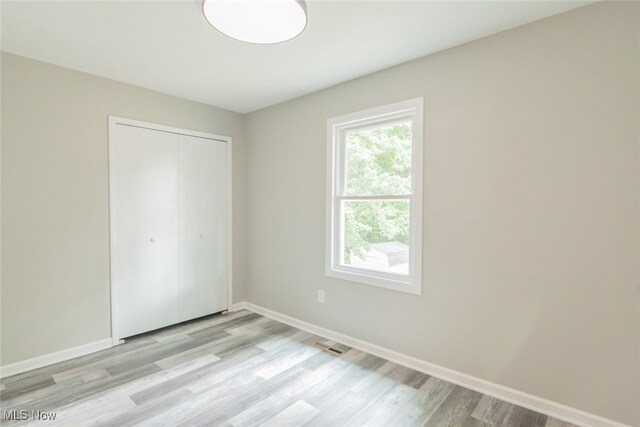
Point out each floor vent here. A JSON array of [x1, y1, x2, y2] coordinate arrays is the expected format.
[[314, 342, 344, 355]]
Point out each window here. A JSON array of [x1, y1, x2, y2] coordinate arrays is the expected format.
[[326, 98, 423, 295]]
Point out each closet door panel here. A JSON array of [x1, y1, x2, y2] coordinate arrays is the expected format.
[[179, 135, 228, 321], [111, 125, 180, 338]]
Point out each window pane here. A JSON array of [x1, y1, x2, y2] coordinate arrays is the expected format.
[[341, 200, 410, 275], [345, 121, 412, 196]]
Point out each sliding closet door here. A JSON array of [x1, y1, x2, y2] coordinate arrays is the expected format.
[[110, 124, 180, 338], [178, 135, 228, 321]]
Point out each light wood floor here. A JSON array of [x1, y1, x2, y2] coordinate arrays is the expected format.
[[1, 310, 577, 426]]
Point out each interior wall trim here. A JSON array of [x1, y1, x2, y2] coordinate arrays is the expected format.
[[230, 301, 629, 427], [0, 338, 113, 379]]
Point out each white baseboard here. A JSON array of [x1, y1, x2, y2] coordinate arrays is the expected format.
[[229, 302, 248, 312], [236, 301, 628, 427], [0, 338, 113, 379]]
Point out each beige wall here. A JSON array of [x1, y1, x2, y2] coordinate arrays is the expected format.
[[0, 52, 247, 365], [244, 3, 640, 425]]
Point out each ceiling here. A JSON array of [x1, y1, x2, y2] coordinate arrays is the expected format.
[[1, 0, 589, 113]]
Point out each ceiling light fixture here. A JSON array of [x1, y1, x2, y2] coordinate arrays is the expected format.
[[202, 0, 307, 44]]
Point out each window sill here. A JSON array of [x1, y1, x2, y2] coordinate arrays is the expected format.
[[326, 267, 422, 295]]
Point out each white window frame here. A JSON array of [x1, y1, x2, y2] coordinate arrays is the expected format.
[[326, 98, 423, 295]]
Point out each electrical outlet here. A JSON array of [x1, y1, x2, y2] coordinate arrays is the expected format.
[[318, 289, 325, 304]]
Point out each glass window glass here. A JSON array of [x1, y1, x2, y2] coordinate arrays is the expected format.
[[341, 199, 410, 275], [345, 121, 412, 196]]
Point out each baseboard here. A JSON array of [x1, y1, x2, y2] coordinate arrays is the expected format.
[[0, 338, 113, 379], [229, 302, 249, 312], [237, 301, 628, 427]]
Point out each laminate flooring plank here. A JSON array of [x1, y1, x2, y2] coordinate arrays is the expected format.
[[471, 394, 513, 425], [44, 354, 218, 426], [196, 325, 292, 359], [0, 375, 56, 400], [180, 365, 313, 427], [423, 385, 483, 427], [52, 369, 112, 391], [296, 347, 342, 371], [187, 313, 263, 341], [47, 395, 136, 426], [228, 394, 294, 427], [214, 331, 275, 357], [221, 388, 306, 427], [108, 353, 218, 400], [154, 341, 221, 370], [185, 332, 323, 395], [259, 400, 320, 427], [2, 368, 113, 410], [350, 361, 426, 395], [224, 316, 275, 335], [151, 310, 250, 342], [11, 354, 212, 414], [99, 388, 195, 426], [347, 358, 427, 391], [136, 372, 263, 427], [503, 404, 548, 427], [391, 377, 456, 426], [152, 312, 240, 342], [261, 321, 298, 335], [148, 310, 252, 344], [298, 349, 385, 408], [301, 353, 391, 426], [255, 330, 315, 352], [22, 363, 160, 411], [348, 382, 417, 427], [187, 324, 242, 344], [458, 417, 493, 427], [105, 331, 227, 376], [1, 379, 58, 410], [51, 336, 190, 384], [226, 347, 340, 427], [4, 351, 211, 413], [129, 345, 264, 405], [396, 368, 430, 390], [147, 360, 300, 427], [7, 362, 160, 413], [339, 362, 423, 427], [255, 345, 321, 380]]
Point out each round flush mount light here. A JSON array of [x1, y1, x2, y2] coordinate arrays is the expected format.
[[203, 0, 307, 44]]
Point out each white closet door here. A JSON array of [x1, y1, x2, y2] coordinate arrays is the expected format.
[[110, 124, 180, 338], [178, 134, 228, 321]]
